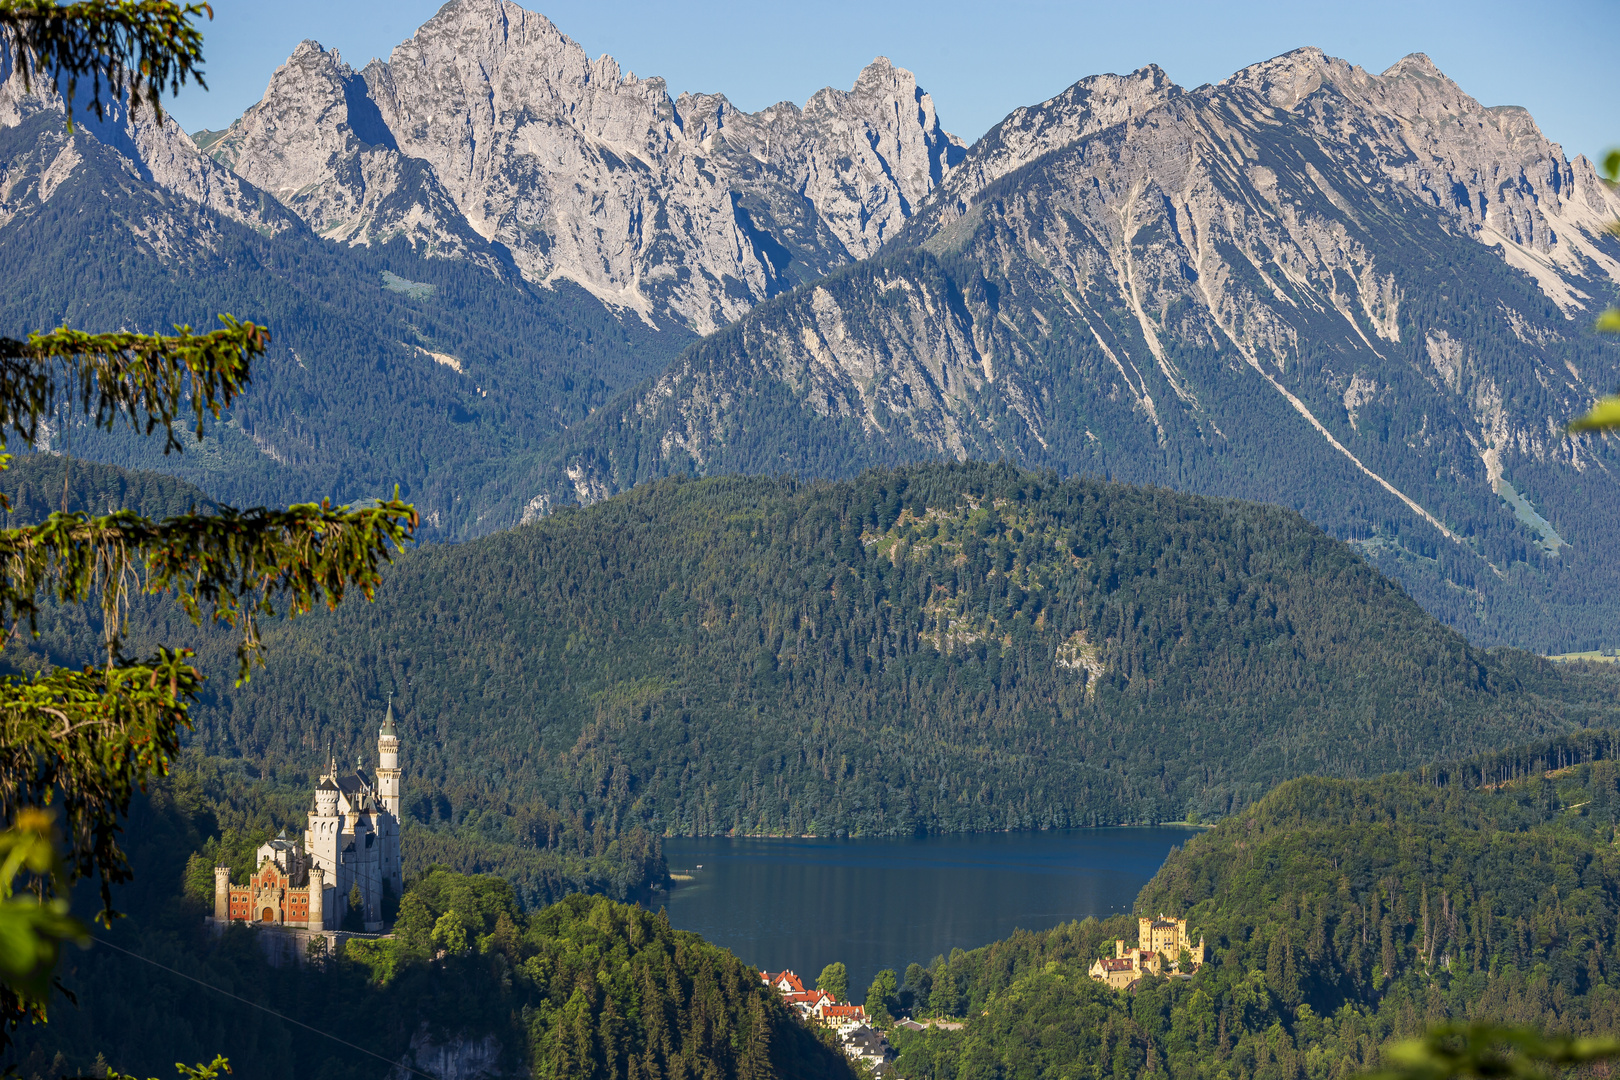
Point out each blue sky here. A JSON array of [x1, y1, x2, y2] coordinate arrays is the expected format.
[[172, 0, 1618, 163]]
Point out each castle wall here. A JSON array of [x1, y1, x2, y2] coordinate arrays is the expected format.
[[204, 921, 390, 968]]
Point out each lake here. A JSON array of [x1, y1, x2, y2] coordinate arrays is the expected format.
[[662, 827, 1198, 995]]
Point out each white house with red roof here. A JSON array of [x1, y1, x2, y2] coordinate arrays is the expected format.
[[761, 970, 807, 995]]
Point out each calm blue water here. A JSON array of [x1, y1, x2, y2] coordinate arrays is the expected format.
[[662, 827, 1197, 994]]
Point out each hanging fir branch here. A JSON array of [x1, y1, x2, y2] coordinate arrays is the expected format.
[[0, 1, 210, 125]]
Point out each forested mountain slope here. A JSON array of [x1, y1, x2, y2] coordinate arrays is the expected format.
[[0, 95, 692, 540], [165, 464, 1620, 840], [886, 729, 1620, 1080], [0, 456, 672, 905], [534, 49, 1620, 653], [3, 779, 850, 1080]]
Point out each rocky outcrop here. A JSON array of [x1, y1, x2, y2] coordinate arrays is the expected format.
[[1213, 48, 1620, 313], [391, 1030, 505, 1080], [921, 65, 1181, 223], [205, 0, 963, 331], [200, 41, 493, 266], [628, 253, 1036, 471], [0, 40, 294, 240]]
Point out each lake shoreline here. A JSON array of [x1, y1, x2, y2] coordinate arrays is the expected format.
[[662, 821, 1214, 841], [661, 827, 1192, 993]]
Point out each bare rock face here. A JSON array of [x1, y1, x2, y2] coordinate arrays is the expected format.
[[0, 43, 294, 240], [633, 256, 1029, 474], [534, 47, 1620, 652], [200, 40, 493, 266], [1215, 48, 1620, 312], [207, 0, 964, 332], [767, 56, 965, 258], [925, 65, 1181, 223]]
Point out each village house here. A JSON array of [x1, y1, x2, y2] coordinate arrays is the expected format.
[[1088, 914, 1207, 990], [760, 969, 889, 1072], [763, 970, 807, 995]]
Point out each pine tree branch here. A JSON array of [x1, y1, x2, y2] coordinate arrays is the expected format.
[[0, 497, 419, 681], [0, 650, 202, 922], [0, 316, 266, 452], [0, 0, 210, 125]]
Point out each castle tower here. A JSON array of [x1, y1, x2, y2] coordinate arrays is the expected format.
[[306, 767, 341, 884], [377, 700, 402, 820], [213, 865, 230, 922], [307, 864, 326, 931]]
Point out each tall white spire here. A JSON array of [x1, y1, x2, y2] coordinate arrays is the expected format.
[[376, 696, 401, 819]]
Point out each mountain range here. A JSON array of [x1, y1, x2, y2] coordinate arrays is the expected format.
[[2, 0, 1620, 651]]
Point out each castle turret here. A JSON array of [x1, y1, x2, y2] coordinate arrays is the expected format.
[[213, 865, 230, 922], [306, 771, 341, 884], [377, 700, 401, 820], [307, 864, 326, 930]]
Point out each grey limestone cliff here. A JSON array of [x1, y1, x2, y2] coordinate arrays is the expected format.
[[532, 46, 1620, 651], [0, 40, 295, 245], [204, 0, 964, 332]]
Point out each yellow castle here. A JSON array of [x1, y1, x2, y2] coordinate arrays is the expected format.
[[1088, 914, 1206, 989]]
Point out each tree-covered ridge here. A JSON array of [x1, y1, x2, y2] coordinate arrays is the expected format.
[[348, 880, 853, 1080], [886, 729, 1620, 1080], [0, 455, 215, 521], [0, 457, 667, 910], [190, 463, 1618, 847], [8, 776, 848, 1080]]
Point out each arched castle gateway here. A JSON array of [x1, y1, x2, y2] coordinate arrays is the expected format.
[[213, 703, 404, 933]]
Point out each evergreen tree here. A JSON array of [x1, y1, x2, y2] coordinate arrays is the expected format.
[[0, 0, 414, 1051], [863, 969, 898, 1028]]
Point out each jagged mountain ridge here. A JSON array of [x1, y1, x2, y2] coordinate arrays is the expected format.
[[0, 71, 692, 538], [528, 47, 1620, 652], [7, 11, 1620, 649], [202, 0, 965, 333]]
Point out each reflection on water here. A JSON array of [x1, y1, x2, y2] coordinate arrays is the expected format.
[[662, 828, 1196, 995]]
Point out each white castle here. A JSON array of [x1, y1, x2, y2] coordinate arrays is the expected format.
[[212, 703, 403, 933]]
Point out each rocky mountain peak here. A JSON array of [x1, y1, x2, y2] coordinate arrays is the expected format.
[[0, 44, 292, 241], [795, 55, 965, 251], [1206, 47, 1619, 308], [1216, 45, 1343, 109], [204, 0, 967, 331], [1381, 51, 1446, 80], [916, 64, 1181, 227]]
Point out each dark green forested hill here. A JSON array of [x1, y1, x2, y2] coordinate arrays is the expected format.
[[3, 779, 851, 1080], [163, 462, 1619, 844], [884, 729, 1620, 1080], [0, 457, 666, 908]]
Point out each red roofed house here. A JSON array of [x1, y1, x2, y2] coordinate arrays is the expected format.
[[781, 989, 834, 1017], [761, 970, 807, 994], [815, 1002, 868, 1026]]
